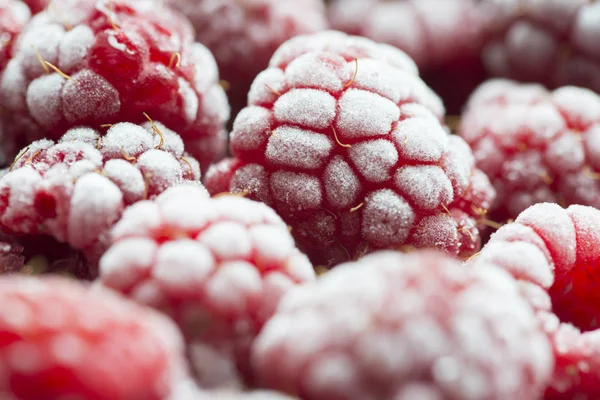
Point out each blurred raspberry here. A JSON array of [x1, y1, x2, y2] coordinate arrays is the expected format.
[[205, 31, 492, 267], [0, 0, 30, 70], [21, 0, 49, 14], [165, 0, 327, 119], [482, 0, 600, 94], [0, 0, 229, 169], [0, 275, 188, 400], [99, 184, 315, 388], [329, 0, 489, 113], [252, 250, 553, 400], [459, 79, 600, 222], [0, 122, 201, 279]]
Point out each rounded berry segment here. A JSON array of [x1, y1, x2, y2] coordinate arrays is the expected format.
[[0, 0, 30, 70], [0, 0, 229, 169], [0, 275, 188, 400], [206, 31, 492, 266], [482, 0, 600, 93], [252, 250, 553, 400], [99, 185, 315, 388], [459, 79, 600, 222], [164, 0, 327, 117], [0, 122, 202, 279]]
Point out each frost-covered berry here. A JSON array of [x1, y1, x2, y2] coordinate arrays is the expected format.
[[205, 31, 492, 266], [0, 122, 201, 279], [329, 0, 488, 112], [0, 0, 30, 70], [471, 203, 600, 397], [99, 185, 315, 388], [21, 0, 49, 14], [459, 79, 600, 222], [252, 250, 553, 400], [0, 0, 229, 169], [0, 275, 188, 400], [164, 0, 327, 117], [482, 0, 600, 93], [168, 380, 295, 400]]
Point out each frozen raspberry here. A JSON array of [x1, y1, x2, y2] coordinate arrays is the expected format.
[[0, 122, 202, 279], [0, 275, 188, 400], [482, 0, 600, 94], [205, 31, 491, 266], [98, 184, 315, 388], [459, 79, 600, 222], [0, 0, 30, 71], [252, 250, 553, 400], [21, 0, 48, 14], [0, 0, 229, 170], [328, 0, 488, 113], [164, 0, 327, 119]]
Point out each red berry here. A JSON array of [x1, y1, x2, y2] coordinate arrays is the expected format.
[[0, 0, 30, 70], [165, 0, 327, 117], [99, 185, 315, 388], [0, 122, 201, 279], [0, 0, 229, 169], [0, 275, 188, 400], [20, 0, 49, 14], [252, 250, 553, 400], [329, 0, 488, 112], [205, 31, 492, 266], [472, 203, 600, 397], [482, 0, 600, 93], [169, 380, 295, 400], [459, 79, 600, 222]]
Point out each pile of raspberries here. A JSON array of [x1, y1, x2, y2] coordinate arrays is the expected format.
[[0, 0, 599, 399]]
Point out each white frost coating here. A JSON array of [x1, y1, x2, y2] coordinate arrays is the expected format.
[[544, 133, 585, 173], [270, 171, 322, 212], [197, 222, 253, 260], [348, 139, 398, 183], [552, 86, 600, 127], [103, 159, 146, 204], [568, 204, 600, 264], [99, 237, 158, 290], [266, 126, 332, 170], [0, 60, 27, 111], [18, 23, 64, 76], [153, 240, 216, 288], [59, 127, 100, 145], [250, 225, 296, 266], [476, 241, 554, 289], [102, 122, 154, 158], [324, 156, 361, 209], [205, 261, 263, 314], [585, 125, 600, 170], [58, 25, 95, 72], [337, 89, 400, 139], [110, 201, 163, 240], [248, 68, 286, 106], [67, 173, 123, 249], [394, 117, 448, 162], [158, 196, 213, 233], [284, 52, 345, 93], [410, 214, 458, 251], [178, 77, 199, 123], [138, 150, 184, 193], [231, 106, 273, 152], [26, 73, 65, 130], [156, 183, 210, 205], [274, 88, 337, 129], [62, 69, 121, 124], [230, 164, 271, 204], [362, 189, 415, 246], [190, 42, 220, 93], [395, 165, 453, 210], [140, 121, 185, 157], [442, 135, 475, 193]]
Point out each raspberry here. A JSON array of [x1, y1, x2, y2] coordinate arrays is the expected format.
[[459, 79, 600, 222], [0, 122, 202, 279], [164, 0, 327, 118], [471, 203, 600, 396], [0, 0, 229, 169], [98, 184, 315, 388], [0, 0, 30, 71], [0, 275, 188, 400], [482, 0, 600, 94], [328, 0, 488, 113], [169, 381, 294, 400], [205, 31, 491, 266], [252, 250, 553, 400]]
